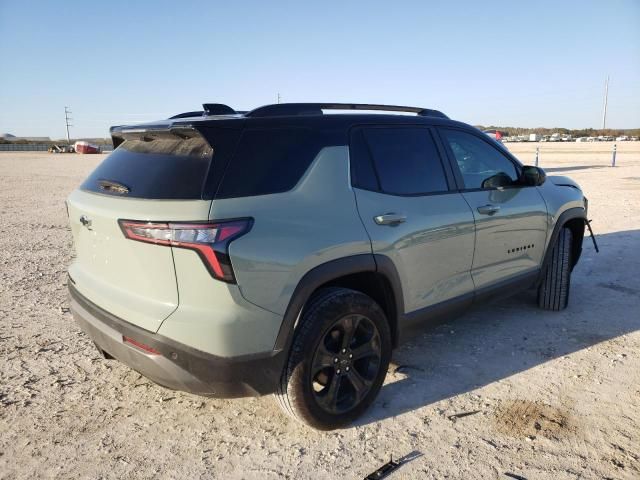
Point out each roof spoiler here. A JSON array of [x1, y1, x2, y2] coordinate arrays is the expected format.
[[245, 103, 449, 119], [109, 124, 202, 149]]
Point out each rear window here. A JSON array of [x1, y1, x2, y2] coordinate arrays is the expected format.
[[215, 128, 321, 198], [80, 133, 214, 200]]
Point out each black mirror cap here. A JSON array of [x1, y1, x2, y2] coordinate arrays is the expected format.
[[522, 165, 546, 186]]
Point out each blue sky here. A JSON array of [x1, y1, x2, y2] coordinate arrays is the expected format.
[[1, 0, 638, 138]]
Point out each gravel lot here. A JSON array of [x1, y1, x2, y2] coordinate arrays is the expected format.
[[1, 142, 639, 479]]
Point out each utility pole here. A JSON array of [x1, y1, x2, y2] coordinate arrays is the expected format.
[[277, 93, 281, 104], [64, 106, 73, 144], [601, 76, 609, 130]]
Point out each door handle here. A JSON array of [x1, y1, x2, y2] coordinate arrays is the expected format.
[[477, 204, 500, 215], [374, 213, 406, 225]]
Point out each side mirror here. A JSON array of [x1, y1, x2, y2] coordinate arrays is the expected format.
[[522, 165, 546, 186], [481, 172, 514, 189]]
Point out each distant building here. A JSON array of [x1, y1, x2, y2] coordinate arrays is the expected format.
[[18, 137, 52, 142], [1, 133, 51, 142]]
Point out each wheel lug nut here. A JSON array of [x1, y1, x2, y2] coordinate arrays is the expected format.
[[346, 366, 350, 372], [334, 358, 338, 363], [342, 349, 346, 354], [336, 369, 341, 374], [349, 354, 353, 359]]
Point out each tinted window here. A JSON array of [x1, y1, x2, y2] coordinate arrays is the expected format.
[[441, 129, 519, 189], [81, 132, 214, 199], [216, 128, 321, 198], [349, 129, 379, 191], [362, 127, 448, 195]]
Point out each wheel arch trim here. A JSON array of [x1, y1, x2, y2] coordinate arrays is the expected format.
[[273, 254, 405, 351], [540, 206, 586, 279]]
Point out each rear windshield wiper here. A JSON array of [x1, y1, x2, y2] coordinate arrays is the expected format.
[[97, 179, 130, 195]]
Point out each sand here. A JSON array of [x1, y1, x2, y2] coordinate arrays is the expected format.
[[0, 142, 638, 479]]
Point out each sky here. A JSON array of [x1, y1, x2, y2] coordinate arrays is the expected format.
[[0, 0, 639, 139]]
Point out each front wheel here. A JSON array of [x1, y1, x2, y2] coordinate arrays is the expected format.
[[275, 288, 391, 430], [538, 227, 573, 310]]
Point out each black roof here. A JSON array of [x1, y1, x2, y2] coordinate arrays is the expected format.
[[168, 102, 449, 119], [111, 102, 472, 140]]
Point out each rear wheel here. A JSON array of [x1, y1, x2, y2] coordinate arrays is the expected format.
[[538, 228, 573, 310], [275, 288, 391, 430]]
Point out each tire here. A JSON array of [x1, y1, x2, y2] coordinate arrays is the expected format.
[[538, 227, 573, 311], [275, 288, 392, 430]]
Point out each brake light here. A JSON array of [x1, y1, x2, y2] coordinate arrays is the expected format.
[[118, 219, 252, 282]]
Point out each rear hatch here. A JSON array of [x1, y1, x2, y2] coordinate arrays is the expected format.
[[67, 126, 230, 332]]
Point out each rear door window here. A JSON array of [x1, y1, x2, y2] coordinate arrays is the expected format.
[[352, 127, 449, 195], [81, 131, 214, 199]]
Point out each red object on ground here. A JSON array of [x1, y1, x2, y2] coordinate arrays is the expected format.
[[74, 141, 99, 154]]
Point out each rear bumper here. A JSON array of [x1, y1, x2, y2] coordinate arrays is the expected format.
[[69, 283, 286, 398]]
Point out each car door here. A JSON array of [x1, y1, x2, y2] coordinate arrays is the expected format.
[[350, 125, 476, 315], [437, 128, 548, 290]]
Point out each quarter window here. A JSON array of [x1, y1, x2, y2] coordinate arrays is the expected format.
[[216, 128, 321, 198], [440, 129, 519, 189]]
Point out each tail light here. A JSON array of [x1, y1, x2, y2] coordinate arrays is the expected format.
[[118, 219, 252, 283]]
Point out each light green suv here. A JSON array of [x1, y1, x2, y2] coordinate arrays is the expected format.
[[67, 103, 588, 430]]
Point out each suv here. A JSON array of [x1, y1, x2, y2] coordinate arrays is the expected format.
[[67, 103, 587, 430]]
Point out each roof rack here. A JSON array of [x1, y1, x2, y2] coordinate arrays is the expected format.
[[245, 103, 449, 119], [169, 103, 237, 119]]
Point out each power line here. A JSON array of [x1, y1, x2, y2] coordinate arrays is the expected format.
[[601, 76, 609, 130], [64, 106, 73, 144]]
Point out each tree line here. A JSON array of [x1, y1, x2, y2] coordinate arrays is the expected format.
[[476, 126, 640, 137]]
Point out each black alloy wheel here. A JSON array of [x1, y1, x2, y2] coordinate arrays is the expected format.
[[275, 288, 392, 430], [310, 314, 382, 414]]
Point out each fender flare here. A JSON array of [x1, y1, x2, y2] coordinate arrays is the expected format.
[[539, 206, 586, 278], [273, 255, 376, 351], [272, 254, 406, 351]]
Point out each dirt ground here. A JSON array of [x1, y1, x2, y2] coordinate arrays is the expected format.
[[1, 142, 639, 479]]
